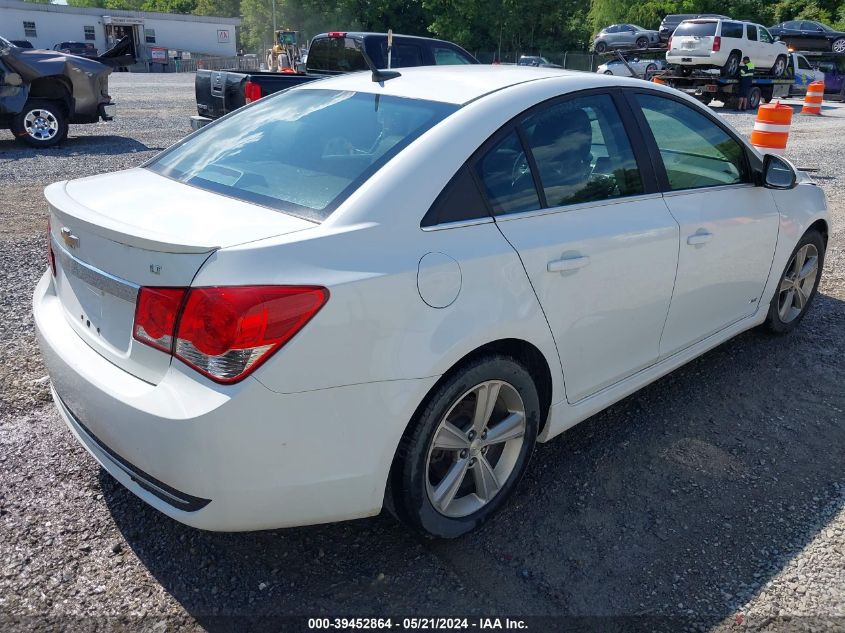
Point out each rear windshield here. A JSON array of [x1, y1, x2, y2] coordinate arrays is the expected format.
[[675, 21, 718, 37], [307, 37, 368, 73], [147, 89, 458, 222]]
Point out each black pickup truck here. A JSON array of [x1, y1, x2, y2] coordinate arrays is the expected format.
[[191, 31, 478, 129]]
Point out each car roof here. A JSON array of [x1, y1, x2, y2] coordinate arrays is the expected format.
[[313, 32, 463, 46], [296, 65, 629, 106]]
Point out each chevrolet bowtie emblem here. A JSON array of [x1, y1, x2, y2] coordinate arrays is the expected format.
[[61, 227, 79, 249]]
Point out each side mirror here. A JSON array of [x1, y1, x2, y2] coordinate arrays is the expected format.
[[762, 153, 797, 189]]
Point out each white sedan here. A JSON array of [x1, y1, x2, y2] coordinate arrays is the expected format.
[[34, 66, 829, 538]]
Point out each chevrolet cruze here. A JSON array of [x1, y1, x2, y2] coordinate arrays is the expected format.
[[34, 66, 829, 538]]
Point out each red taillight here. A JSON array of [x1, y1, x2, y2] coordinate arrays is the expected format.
[[47, 220, 56, 276], [132, 285, 328, 384], [712, 36, 721, 52], [327, 31, 347, 38], [133, 288, 187, 353], [668, 36, 673, 49], [244, 80, 262, 104]]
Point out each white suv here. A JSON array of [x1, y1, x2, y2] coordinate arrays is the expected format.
[[666, 19, 789, 77]]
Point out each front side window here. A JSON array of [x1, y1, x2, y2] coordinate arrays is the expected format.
[[759, 27, 773, 44], [476, 130, 541, 216], [521, 94, 642, 209], [797, 56, 812, 70], [433, 46, 473, 65], [747, 24, 758, 41], [636, 94, 748, 191], [147, 89, 457, 221], [23, 21, 36, 37]]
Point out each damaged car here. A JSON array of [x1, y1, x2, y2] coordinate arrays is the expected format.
[[0, 36, 133, 148]]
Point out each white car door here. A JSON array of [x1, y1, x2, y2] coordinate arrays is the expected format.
[[745, 23, 764, 67], [758, 26, 780, 69], [630, 92, 780, 357], [483, 92, 679, 403]]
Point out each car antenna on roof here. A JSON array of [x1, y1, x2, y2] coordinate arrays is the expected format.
[[354, 32, 401, 83]]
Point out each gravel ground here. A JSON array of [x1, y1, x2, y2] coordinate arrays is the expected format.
[[1, 74, 844, 632]]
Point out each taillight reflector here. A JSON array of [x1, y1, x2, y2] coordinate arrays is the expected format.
[[132, 285, 328, 384], [244, 80, 262, 104], [133, 288, 187, 353], [712, 36, 721, 52]]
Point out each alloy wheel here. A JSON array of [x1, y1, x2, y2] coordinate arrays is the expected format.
[[778, 243, 819, 323], [23, 109, 59, 141], [833, 38, 845, 54], [425, 380, 526, 518]]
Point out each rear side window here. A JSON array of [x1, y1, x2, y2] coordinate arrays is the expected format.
[[747, 24, 758, 41], [307, 37, 368, 73], [635, 94, 748, 191], [148, 89, 457, 221], [422, 167, 489, 226], [675, 21, 718, 37], [371, 41, 424, 67], [721, 22, 743, 39], [476, 130, 541, 216], [520, 94, 643, 209]]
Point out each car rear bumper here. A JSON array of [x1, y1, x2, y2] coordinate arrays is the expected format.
[[666, 52, 720, 65], [33, 270, 437, 531], [190, 115, 212, 131]]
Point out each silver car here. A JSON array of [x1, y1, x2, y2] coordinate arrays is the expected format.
[[593, 24, 661, 52], [596, 57, 666, 78]]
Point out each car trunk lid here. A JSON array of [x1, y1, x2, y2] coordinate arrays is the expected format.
[[46, 168, 316, 384]]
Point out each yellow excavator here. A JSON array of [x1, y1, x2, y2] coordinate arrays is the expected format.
[[266, 30, 303, 73]]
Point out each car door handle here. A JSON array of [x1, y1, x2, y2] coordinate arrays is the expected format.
[[686, 231, 713, 246], [547, 255, 590, 273]]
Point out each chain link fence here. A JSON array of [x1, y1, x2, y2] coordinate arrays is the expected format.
[[122, 56, 263, 73], [474, 51, 599, 72]]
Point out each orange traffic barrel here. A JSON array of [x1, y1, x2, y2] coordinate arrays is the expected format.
[[801, 80, 824, 115], [651, 75, 666, 85], [750, 100, 793, 155]]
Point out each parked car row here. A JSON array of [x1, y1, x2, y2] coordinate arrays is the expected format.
[[597, 14, 845, 55]]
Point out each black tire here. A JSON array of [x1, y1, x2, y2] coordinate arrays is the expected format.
[[636, 37, 649, 50], [645, 63, 657, 79], [10, 99, 68, 148], [764, 230, 825, 334], [771, 55, 787, 78], [595, 41, 608, 53], [748, 86, 762, 109], [721, 51, 741, 77], [388, 355, 540, 538]]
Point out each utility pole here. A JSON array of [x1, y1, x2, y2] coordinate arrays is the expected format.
[[271, 0, 277, 36]]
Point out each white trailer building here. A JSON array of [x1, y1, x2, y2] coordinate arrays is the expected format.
[[0, 0, 240, 61]]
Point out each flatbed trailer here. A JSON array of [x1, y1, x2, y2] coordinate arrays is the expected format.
[[656, 71, 793, 108]]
